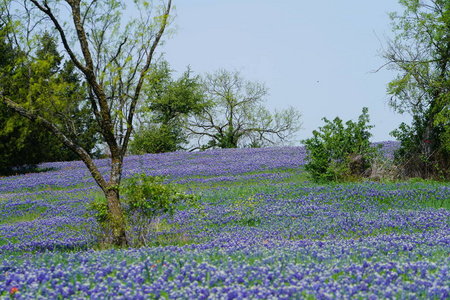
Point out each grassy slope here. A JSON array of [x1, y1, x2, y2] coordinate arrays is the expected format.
[[1, 148, 450, 299]]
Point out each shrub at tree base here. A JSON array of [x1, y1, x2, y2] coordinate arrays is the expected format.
[[88, 173, 200, 247], [303, 107, 381, 182]]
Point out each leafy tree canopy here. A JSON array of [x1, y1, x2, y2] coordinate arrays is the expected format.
[[130, 61, 207, 154], [381, 0, 450, 179]]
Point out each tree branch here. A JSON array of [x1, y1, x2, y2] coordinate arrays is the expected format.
[[122, 0, 173, 155], [28, 0, 87, 74], [28, 0, 118, 157], [2, 96, 109, 191]]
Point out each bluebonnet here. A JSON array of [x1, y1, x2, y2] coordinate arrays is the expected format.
[[2, 143, 450, 299]]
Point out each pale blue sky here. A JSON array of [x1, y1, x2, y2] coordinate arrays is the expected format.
[[159, 0, 411, 143]]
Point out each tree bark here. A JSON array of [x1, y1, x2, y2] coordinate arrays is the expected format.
[[105, 187, 128, 247]]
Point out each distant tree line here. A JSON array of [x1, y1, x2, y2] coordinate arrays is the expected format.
[[3, 0, 450, 185], [130, 66, 302, 154], [0, 27, 302, 175]]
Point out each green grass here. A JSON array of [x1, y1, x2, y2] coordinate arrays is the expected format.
[[0, 212, 44, 225], [175, 167, 310, 192]]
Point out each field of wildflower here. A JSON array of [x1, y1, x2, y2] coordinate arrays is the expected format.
[[1, 141, 450, 299]]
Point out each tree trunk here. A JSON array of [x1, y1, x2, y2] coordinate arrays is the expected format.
[[106, 154, 128, 247], [105, 187, 128, 247]]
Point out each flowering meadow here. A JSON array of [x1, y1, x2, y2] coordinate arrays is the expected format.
[[1, 141, 450, 299]]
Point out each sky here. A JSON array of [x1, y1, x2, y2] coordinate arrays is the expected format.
[[158, 0, 412, 143]]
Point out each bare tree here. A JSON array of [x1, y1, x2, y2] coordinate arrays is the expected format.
[[187, 69, 302, 150], [0, 0, 173, 247]]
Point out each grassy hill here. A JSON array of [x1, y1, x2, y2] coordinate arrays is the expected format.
[[1, 144, 450, 299]]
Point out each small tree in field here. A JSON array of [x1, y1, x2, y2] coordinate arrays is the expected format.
[[0, 0, 173, 247], [130, 61, 207, 154], [303, 107, 379, 182]]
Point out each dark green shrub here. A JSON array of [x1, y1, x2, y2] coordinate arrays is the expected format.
[[302, 107, 380, 182]]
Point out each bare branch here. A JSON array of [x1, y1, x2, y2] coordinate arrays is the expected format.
[[122, 0, 173, 154], [28, 0, 87, 73]]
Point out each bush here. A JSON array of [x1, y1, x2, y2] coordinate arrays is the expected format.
[[129, 124, 184, 154], [88, 173, 200, 247], [302, 107, 380, 182], [390, 114, 450, 180]]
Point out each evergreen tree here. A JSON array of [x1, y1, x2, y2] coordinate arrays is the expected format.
[[0, 31, 101, 174]]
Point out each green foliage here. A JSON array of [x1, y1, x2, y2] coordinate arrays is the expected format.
[[121, 173, 198, 217], [145, 62, 207, 124], [133, 61, 207, 154], [0, 31, 102, 174], [129, 123, 181, 154], [303, 107, 379, 182], [87, 194, 111, 225], [201, 128, 240, 150], [391, 113, 449, 179]]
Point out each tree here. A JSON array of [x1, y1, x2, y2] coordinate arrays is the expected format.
[[187, 69, 302, 150], [380, 0, 450, 179], [0, 29, 101, 174], [130, 61, 206, 154], [0, 0, 173, 247]]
